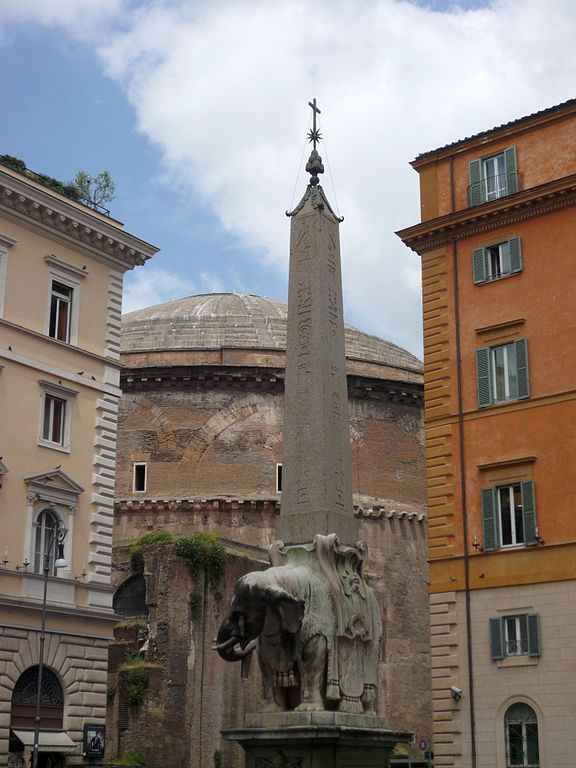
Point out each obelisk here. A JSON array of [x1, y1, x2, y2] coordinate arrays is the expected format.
[[278, 98, 358, 547]]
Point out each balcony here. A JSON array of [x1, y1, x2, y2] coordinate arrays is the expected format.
[[468, 171, 521, 207]]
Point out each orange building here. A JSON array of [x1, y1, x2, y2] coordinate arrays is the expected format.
[[398, 100, 576, 768]]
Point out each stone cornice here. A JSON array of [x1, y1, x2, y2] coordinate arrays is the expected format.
[[121, 365, 423, 405], [0, 169, 158, 270], [397, 174, 576, 253], [114, 496, 427, 523]]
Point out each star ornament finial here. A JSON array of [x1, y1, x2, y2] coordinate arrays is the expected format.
[[307, 127, 323, 148]]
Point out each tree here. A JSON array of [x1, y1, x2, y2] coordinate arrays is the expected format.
[[74, 170, 115, 210]]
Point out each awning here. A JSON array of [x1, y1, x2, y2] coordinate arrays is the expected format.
[[12, 730, 77, 753]]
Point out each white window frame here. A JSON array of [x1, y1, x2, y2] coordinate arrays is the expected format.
[[490, 343, 517, 403], [496, 483, 524, 547], [482, 152, 507, 201], [33, 506, 62, 576], [505, 703, 540, 768], [38, 381, 77, 453], [132, 463, 147, 493], [44, 257, 84, 346], [504, 615, 529, 656], [0, 234, 17, 319], [486, 241, 511, 280], [49, 280, 74, 342]]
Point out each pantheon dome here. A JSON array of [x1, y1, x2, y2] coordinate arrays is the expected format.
[[120, 292, 422, 384]]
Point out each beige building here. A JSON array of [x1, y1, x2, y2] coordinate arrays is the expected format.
[[0, 160, 157, 766]]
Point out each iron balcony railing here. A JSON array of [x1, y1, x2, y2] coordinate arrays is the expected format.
[[468, 172, 521, 207]]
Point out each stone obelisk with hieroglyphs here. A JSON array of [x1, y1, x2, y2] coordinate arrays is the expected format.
[[278, 99, 358, 547]]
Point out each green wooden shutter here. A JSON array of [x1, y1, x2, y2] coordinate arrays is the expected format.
[[476, 347, 492, 407], [515, 338, 530, 399], [509, 236, 522, 273], [473, 247, 486, 283], [527, 614, 540, 656], [482, 487, 499, 551], [469, 159, 484, 206], [490, 617, 504, 659], [504, 146, 518, 194], [521, 480, 537, 545]]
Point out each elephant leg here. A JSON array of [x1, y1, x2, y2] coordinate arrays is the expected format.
[[295, 635, 326, 712], [259, 656, 287, 712]]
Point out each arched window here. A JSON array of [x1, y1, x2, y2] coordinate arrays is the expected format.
[[505, 703, 540, 768], [11, 666, 64, 731], [34, 508, 59, 575]]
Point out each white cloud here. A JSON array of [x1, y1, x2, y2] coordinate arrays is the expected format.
[[122, 265, 197, 314], [4, 0, 576, 354]]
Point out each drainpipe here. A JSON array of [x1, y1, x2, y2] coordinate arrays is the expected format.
[[450, 155, 477, 768]]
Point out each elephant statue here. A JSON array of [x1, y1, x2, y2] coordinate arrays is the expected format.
[[213, 534, 382, 714]]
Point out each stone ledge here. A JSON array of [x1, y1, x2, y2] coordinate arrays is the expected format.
[[245, 711, 389, 730]]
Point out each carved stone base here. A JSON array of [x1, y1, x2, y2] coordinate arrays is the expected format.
[[223, 711, 412, 767]]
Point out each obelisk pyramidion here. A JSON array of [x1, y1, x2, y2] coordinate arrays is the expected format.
[[278, 99, 358, 547]]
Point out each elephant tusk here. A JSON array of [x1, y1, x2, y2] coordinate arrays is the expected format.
[[212, 634, 240, 652], [237, 638, 258, 657]]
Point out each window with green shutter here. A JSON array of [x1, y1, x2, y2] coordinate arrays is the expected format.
[[481, 480, 537, 550], [476, 338, 530, 407], [490, 614, 541, 660], [468, 146, 519, 206], [472, 237, 522, 284]]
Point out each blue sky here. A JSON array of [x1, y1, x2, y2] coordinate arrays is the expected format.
[[1, 0, 575, 356]]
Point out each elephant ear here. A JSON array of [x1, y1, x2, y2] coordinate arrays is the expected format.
[[263, 585, 305, 634]]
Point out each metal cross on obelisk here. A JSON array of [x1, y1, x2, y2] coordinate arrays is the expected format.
[[278, 99, 358, 547], [307, 98, 322, 150]]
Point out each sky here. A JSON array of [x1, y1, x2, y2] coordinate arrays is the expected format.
[[1, 0, 575, 357]]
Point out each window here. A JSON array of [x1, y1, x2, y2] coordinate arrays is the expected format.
[[473, 237, 522, 284], [133, 463, 147, 492], [49, 280, 73, 341], [505, 703, 540, 767], [476, 338, 529, 407], [38, 381, 76, 451], [0, 234, 16, 318], [42, 394, 66, 445], [482, 480, 537, 551], [469, 146, 519, 206], [276, 463, 283, 493], [490, 615, 540, 659], [34, 508, 59, 575]]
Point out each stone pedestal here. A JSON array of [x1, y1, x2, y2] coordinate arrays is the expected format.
[[223, 712, 412, 768]]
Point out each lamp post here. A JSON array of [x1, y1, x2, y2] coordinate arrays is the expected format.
[[32, 524, 68, 768]]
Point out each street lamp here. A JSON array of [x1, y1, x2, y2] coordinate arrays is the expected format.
[[32, 523, 68, 768]]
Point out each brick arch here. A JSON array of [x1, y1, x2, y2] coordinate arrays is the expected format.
[[129, 394, 174, 445], [181, 395, 281, 464]]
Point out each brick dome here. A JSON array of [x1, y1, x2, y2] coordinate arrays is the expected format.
[[121, 293, 421, 381]]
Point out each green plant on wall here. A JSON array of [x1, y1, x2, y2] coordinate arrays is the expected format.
[[119, 654, 151, 706], [175, 533, 227, 592], [189, 588, 203, 617], [213, 749, 223, 768], [107, 683, 117, 699], [129, 532, 173, 573]]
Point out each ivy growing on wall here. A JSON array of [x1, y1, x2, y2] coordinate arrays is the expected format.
[[175, 533, 227, 593], [129, 532, 227, 593], [129, 532, 174, 573], [118, 654, 151, 707]]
